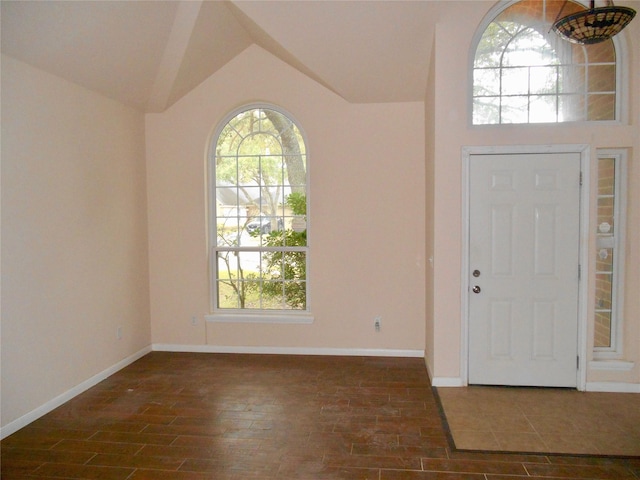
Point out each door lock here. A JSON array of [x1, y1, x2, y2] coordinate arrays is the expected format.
[[473, 269, 481, 277]]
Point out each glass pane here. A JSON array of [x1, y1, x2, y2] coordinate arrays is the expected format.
[[284, 280, 306, 309], [501, 95, 529, 123], [502, 67, 529, 95], [473, 96, 500, 125], [270, 229, 290, 249], [217, 250, 238, 279], [238, 251, 262, 275], [586, 40, 615, 63], [529, 66, 557, 95], [597, 196, 614, 234], [594, 311, 612, 348], [587, 93, 615, 121], [588, 64, 616, 92], [237, 156, 259, 185], [217, 280, 240, 309], [288, 224, 307, 249], [261, 249, 282, 276], [216, 198, 242, 247], [290, 228, 307, 249], [219, 202, 235, 221], [598, 158, 616, 196], [474, 68, 501, 96], [558, 94, 585, 122], [595, 272, 613, 311], [284, 252, 306, 281], [529, 95, 557, 123], [558, 65, 585, 94], [568, 43, 586, 64], [261, 281, 285, 309], [260, 156, 285, 188], [242, 280, 264, 309], [217, 219, 241, 247], [596, 248, 614, 273], [216, 156, 238, 185], [240, 186, 261, 208], [216, 185, 236, 210]]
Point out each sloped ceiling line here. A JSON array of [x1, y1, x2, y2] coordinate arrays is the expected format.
[[1, 0, 444, 111], [147, 1, 203, 113]]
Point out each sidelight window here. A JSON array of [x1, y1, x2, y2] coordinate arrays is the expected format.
[[594, 150, 626, 358]]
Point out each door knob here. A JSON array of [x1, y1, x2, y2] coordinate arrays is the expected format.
[[472, 285, 481, 294]]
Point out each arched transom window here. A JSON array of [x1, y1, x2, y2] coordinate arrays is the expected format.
[[473, 0, 618, 124], [210, 106, 309, 315]]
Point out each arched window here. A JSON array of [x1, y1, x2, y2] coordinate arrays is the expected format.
[[209, 106, 309, 318], [472, 0, 619, 124]]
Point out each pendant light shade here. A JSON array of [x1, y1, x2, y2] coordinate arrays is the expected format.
[[552, 1, 636, 44]]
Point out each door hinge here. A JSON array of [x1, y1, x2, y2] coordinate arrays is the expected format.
[[578, 264, 581, 280], [577, 356, 580, 369], [579, 171, 583, 186]]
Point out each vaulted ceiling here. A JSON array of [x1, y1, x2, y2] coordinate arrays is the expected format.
[[1, 0, 447, 113]]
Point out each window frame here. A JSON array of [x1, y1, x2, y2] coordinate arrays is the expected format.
[[593, 149, 627, 360], [469, 0, 628, 126], [205, 104, 313, 325]]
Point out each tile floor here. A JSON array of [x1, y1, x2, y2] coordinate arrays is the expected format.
[[436, 385, 640, 456], [0, 352, 638, 479]]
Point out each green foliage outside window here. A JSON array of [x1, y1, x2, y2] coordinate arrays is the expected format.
[[255, 193, 307, 309]]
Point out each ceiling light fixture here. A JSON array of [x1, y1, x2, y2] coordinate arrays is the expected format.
[[552, 0, 636, 44]]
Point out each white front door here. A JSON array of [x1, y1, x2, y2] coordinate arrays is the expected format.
[[468, 152, 581, 387]]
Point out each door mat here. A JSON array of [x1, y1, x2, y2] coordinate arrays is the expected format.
[[433, 385, 640, 457]]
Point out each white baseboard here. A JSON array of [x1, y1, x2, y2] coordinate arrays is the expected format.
[[588, 360, 635, 371], [585, 382, 640, 393], [430, 377, 466, 387], [0, 345, 152, 440], [430, 378, 639, 391], [152, 344, 424, 358]]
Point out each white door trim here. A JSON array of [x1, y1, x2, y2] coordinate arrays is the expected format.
[[461, 144, 590, 391]]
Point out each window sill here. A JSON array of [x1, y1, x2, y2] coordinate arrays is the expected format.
[[589, 360, 635, 371], [205, 313, 314, 325]]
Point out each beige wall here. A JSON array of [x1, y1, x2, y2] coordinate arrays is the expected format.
[[427, 2, 640, 386], [1, 55, 151, 428], [146, 45, 426, 352]]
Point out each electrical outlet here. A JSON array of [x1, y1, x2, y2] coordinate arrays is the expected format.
[[191, 316, 198, 326], [374, 316, 381, 332]]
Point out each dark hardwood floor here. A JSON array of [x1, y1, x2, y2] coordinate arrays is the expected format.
[[1, 352, 639, 479]]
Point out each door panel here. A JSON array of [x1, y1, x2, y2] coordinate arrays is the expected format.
[[468, 153, 581, 387]]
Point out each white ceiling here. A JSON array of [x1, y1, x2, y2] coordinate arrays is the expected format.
[[1, 0, 446, 112]]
